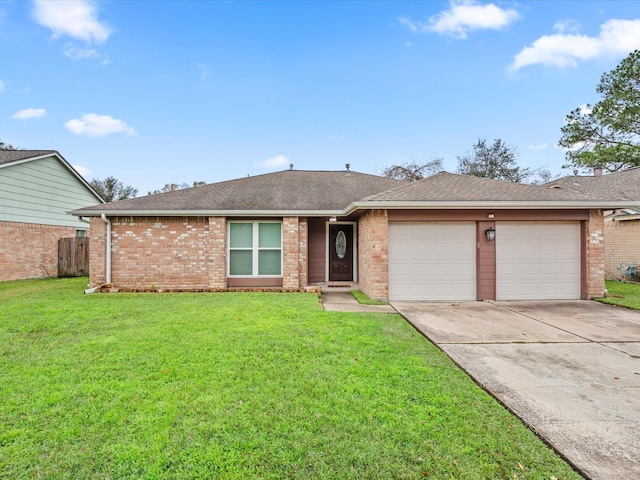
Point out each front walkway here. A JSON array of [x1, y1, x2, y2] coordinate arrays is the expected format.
[[320, 291, 396, 313]]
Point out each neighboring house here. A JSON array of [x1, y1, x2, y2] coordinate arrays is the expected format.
[[71, 168, 636, 301], [0, 150, 104, 281], [547, 167, 640, 280]]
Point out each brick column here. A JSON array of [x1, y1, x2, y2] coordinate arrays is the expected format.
[[358, 210, 389, 301], [89, 216, 107, 286], [208, 217, 227, 290], [585, 209, 605, 298], [282, 217, 300, 290]]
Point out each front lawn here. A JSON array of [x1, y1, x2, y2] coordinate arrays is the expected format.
[[600, 280, 640, 310], [0, 278, 580, 479]]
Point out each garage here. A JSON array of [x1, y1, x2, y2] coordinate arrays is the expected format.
[[389, 222, 476, 301], [496, 222, 581, 300]]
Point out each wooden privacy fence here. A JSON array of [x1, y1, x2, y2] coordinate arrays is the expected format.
[[58, 237, 90, 277]]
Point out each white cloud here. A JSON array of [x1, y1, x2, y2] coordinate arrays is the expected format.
[[529, 143, 548, 151], [64, 44, 99, 59], [12, 108, 46, 120], [510, 18, 640, 71], [72, 164, 91, 178], [553, 19, 580, 34], [0, 79, 5, 93], [64, 113, 137, 137], [32, 0, 112, 44], [259, 154, 290, 169], [399, 0, 520, 40]]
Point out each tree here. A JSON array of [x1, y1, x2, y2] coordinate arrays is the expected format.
[[382, 158, 443, 181], [0, 140, 19, 150], [559, 49, 640, 173], [148, 181, 206, 195], [456, 138, 532, 182], [90, 176, 138, 202]]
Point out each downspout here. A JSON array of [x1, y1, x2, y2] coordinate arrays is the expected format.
[[84, 214, 111, 294], [101, 213, 112, 284]]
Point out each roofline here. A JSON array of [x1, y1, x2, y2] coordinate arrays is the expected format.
[[345, 200, 640, 213], [1, 151, 105, 204], [70, 199, 640, 218], [69, 209, 345, 217]]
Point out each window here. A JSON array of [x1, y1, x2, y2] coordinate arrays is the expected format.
[[229, 221, 282, 276], [76, 229, 87, 238]]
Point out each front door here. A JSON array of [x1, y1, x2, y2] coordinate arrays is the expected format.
[[329, 224, 353, 281]]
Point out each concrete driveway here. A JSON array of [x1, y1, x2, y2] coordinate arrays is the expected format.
[[391, 300, 640, 480]]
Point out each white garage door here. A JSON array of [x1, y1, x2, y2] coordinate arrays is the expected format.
[[389, 223, 476, 301], [496, 222, 581, 300]]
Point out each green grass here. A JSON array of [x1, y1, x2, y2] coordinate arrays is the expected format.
[[599, 280, 640, 310], [350, 289, 388, 305], [0, 278, 581, 479]]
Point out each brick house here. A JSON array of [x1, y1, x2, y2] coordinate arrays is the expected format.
[[547, 167, 640, 280], [71, 168, 636, 301], [0, 150, 104, 281]]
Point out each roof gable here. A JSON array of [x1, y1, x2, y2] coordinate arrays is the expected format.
[[0, 150, 104, 203]]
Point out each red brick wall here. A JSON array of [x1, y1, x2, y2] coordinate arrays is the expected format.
[[585, 209, 606, 298], [89, 215, 309, 292], [209, 216, 227, 290], [282, 217, 300, 290], [604, 219, 640, 280], [358, 210, 389, 301], [108, 216, 211, 290], [89, 217, 106, 286], [281, 217, 308, 290], [0, 221, 77, 281]]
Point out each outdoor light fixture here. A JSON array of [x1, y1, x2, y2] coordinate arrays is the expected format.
[[329, 216, 337, 223], [485, 227, 496, 241]]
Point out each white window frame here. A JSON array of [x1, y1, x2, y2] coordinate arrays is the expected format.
[[227, 220, 283, 277]]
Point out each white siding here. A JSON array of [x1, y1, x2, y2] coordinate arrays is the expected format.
[[0, 156, 100, 228]]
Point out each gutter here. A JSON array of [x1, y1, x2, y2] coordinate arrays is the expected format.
[[343, 200, 640, 216], [70, 209, 345, 217]]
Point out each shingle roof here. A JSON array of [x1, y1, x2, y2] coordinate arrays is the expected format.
[[73, 170, 404, 214], [360, 172, 625, 203], [71, 169, 638, 217], [0, 150, 57, 166], [545, 167, 640, 201]]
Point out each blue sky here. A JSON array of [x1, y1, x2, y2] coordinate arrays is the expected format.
[[2, 1, 640, 195]]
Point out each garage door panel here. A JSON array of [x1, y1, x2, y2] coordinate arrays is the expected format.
[[389, 222, 476, 301], [496, 222, 580, 300]]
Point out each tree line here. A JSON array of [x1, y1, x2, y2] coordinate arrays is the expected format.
[[4, 49, 639, 198]]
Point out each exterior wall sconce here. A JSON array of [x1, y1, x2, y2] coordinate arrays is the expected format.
[[485, 227, 496, 241], [329, 216, 337, 223]]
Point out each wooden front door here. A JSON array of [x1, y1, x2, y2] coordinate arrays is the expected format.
[[329, 224, 353, 281]]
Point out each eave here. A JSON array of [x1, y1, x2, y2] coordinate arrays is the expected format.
[[71, 201, 640, 219], [69, 209, 345, 218], [345, 200, 640, 214]]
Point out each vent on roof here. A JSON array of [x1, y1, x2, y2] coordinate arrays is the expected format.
[[345, 163, 350, 173], [290, 163, 293, 170]]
